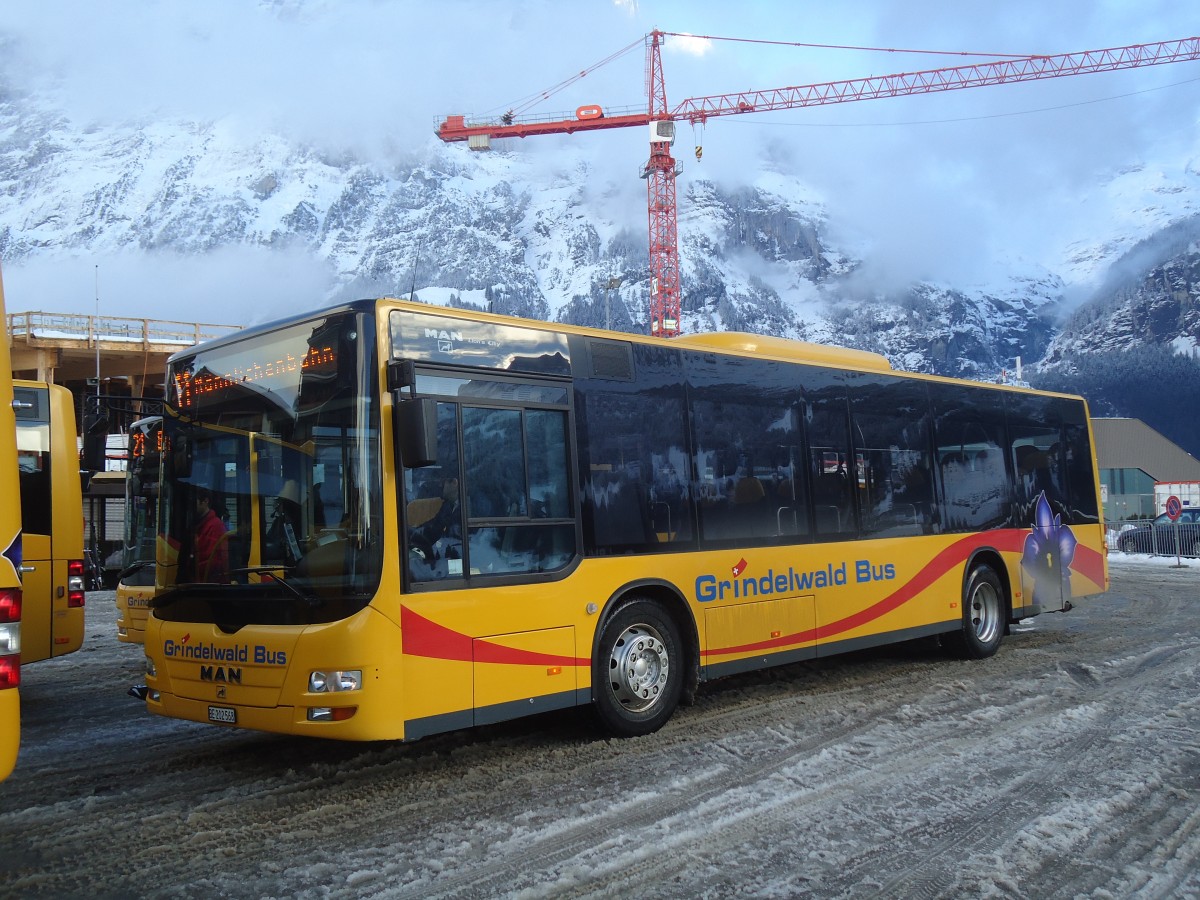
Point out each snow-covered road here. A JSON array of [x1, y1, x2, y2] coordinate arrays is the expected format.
[[1, 556, 1197, 898]]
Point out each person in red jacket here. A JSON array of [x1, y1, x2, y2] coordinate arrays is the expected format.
[[193, 488, 229, 583]]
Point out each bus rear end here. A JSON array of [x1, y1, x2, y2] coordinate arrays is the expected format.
[[0, 585, 17, 780], [0, 263, 22, 779], [13, 381, 85, 662]]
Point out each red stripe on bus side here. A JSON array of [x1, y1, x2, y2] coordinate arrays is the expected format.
[[705, 529, 1029, 659], [400, 606, 589, 668], [402, 527, 1105, 666], [1070, 544, 1106, 587]]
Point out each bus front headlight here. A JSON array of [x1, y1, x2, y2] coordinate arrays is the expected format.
[[308, 669, 362, 693]]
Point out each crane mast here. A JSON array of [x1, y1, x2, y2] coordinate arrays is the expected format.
[[438, 32, 1200, 338], [644, 31, 680, 337]]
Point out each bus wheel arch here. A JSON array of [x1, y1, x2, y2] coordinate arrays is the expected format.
[[591, 583, 696, 736], [945, 553, 1009, 660], [968, 548, 1014, 628]]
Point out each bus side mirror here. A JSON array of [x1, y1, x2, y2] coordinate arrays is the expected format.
[[82, 412, 109, 472], [394, 396, 437, 468], [169, 433, 193, 480]]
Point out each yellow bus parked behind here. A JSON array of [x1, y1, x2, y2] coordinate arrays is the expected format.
[[115, 415, 162, 643], [0, 265, 23, 779], [143, 299, 1107, 742], [14, 380, 85, 663]]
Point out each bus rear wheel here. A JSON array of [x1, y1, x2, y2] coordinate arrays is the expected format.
[[945, 564, 1006, 660], [593, 597, 683, 737]]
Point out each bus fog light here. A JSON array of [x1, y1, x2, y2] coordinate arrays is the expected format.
[[309, 669, 362, 693], [307, 706, 357, 722], [148, 689, 160, 702]]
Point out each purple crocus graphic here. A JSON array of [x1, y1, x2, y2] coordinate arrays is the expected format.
[[1022, 491, 1077, 606], [1, 531, 20, 582]]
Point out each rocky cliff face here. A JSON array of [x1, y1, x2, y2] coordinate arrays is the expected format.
[[1039, 217, 1200, 369]]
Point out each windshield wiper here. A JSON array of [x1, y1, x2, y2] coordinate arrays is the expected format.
[[152, 569, 319, 609], [118, 560, 155, 581], [227, 567, 319, 607]]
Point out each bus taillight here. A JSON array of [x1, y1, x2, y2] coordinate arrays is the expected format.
[[67, 560, 86, 608], [0, 652, 17, 690], [0, 590, 19, 690], [0, 589, 19, 623]]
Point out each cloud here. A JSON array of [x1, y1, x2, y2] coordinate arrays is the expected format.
[[665, 33, 714, 58]]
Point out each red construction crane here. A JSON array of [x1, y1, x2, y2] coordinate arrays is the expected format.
[[438, 31, 1200, 337]]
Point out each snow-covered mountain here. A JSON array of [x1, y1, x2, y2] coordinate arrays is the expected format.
[[1041, 215, 1200, 367], [3, 83, 1200, 384]]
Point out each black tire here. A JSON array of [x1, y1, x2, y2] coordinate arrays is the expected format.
[[1119, 536, 1136, 554], [593, 597, 684, 737], [944, 564, 1006, 660]]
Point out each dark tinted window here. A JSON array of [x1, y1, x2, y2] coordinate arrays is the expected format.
[[849, 374, 936, 537], [686, 353, 807, 546], [1006, 393, 1066, 526], [575, 343, 693, 554], [804, 370, 855, 538], [1060, 401, 1100, 525], [14, 385, 52, 536], [929, 382, 1010, 532]]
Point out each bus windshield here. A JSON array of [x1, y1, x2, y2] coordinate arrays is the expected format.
[[121, 416, 161, 588], [155, 310, 382, 626]]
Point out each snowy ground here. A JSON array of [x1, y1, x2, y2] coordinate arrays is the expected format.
[[1, 556, 1198, 898]]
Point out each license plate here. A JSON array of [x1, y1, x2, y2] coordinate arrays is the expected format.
[[208, 705, 237, 724]]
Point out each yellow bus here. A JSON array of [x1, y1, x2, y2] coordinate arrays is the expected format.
[[115, 415, 162, 643], [143, 299, 1108, 741], [0, 266, 22, 779], [14, 379, 86, 664]]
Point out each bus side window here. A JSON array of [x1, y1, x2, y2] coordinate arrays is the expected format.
[[462, 406, 575, 575], [1010, 425, 1064, 517], [692, 398, 807, 545], [806, 385, 855, 538], [849, 375, 936, 538], [405, 402, 462, 582], [463, 407, 527, 518]]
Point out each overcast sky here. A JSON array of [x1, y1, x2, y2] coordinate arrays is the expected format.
[[2, 0, 1199, 316]]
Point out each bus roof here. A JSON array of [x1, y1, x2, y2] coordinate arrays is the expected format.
[[670, 332, 892, 371], [168, 298, 1087, 402]]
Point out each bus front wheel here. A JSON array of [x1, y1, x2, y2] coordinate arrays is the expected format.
[[945, 564, 1006, 660], [593, 597, 683, 737]]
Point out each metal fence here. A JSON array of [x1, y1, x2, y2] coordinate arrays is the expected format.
[[1106, 522, 1200, 557], [7, 311, 240, 347]]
